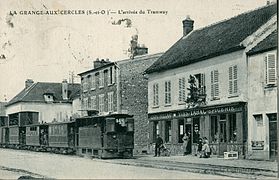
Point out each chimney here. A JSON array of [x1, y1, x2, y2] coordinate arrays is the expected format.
[[93, 58, 111, 69], [25, 79, 34, 89], [62, 79, 68, 100], [135, 44, 148, 57], [182, 15, 194, 36]]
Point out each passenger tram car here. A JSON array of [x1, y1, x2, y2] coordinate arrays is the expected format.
[[0, 112, 134, 159]]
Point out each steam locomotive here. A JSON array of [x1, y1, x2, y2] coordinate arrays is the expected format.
[[0, 113, 134, 158]]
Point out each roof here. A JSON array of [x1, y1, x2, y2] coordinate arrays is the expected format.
[[247, 30, 277, 55], [6, 82, 80, 106], [145, 4, 277, 74], [78, 62, 115, 76]]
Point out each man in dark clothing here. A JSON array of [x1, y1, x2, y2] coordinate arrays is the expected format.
[[154, 135, 163, 157]]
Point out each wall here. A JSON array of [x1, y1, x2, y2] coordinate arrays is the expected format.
[[72, 97, 81, 118], [247, 49, 277, 160], [80, 64, 118, 116], [148, 50, 247, 114], [119, 53, 162, 154], [6, 102, 73, 123]]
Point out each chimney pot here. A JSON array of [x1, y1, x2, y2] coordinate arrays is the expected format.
[[182, 15, 194, 36], [25, 79, 34, 89], [62, 79, 68, 100]]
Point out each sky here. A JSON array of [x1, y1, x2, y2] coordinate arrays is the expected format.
[[0, 0, 271, 101]]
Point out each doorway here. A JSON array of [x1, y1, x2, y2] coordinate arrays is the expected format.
[[185, 124, 192, 154], [219, 114, 227, 156], [268, 114, 277, 160]]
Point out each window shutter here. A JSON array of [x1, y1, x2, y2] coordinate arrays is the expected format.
[[233, 65, 238, 93], [211, 71, 214, 97], [267, 53, 276, 85], [201, 73, 205, 94], [229, 67, 233, 94]]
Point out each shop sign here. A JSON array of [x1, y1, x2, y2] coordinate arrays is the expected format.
[[149, 112, 173, 120], [251, 141, 264, 150], [177, 106, 243, 117]]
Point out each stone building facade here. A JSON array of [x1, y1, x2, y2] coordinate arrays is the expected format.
[[78, 53, 162, 154]]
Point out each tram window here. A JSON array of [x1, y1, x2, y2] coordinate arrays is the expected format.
[[106, 118, 115, 132]]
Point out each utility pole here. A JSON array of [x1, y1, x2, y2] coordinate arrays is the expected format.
[[277, 48, 279, 178]]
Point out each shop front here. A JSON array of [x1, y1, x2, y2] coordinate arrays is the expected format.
[[149, 102, 247, 158]]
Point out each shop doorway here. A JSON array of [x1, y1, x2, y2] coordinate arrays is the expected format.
[[268, 114, 277, 161], [185, 124, 192, 154], [219, 115, 227, 156]]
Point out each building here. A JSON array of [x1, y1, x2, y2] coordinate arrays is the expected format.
[[247, 30, 277, 160], [78, 53, 162, 154], [5, 79, 80, 126], [145, 4, 277, 157], [0, 102, 8, 126]]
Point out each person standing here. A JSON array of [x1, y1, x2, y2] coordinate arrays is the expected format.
[[182, 133, 189, 155], [201, 137, 211, 158], [154, 134, 163, 157]]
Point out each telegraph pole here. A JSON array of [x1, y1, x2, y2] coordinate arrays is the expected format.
[[277, 46, 279, 177]]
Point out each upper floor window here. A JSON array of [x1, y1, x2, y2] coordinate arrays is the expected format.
[[153, 83, 159, 106], [99, 94, 105, 113], [194, 73, 206, 95], [108, 67, 115, 85], [211, 70, 219, 99], [99, 71, 104, 88], [91, 74, 96, 90], [165, 81, 171, 105], [91, 96, 96, 110], [108, 92, 114, 112], [178, 77, 186, 103], [265, 53, 277, 86], [82, 77, 88, 92], [229, 65, 238, 95], [83, 97, 88, 110]]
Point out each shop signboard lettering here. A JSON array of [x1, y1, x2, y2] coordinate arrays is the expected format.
[[251, 141, 264, 150]]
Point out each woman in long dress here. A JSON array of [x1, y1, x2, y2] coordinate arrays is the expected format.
[[182, 133, 189, 155]]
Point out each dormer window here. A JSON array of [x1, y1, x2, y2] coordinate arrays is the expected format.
[[44, 93, 54, 102]]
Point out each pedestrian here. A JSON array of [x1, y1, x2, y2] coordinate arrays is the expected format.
[[201, 137, 211, 158], [182, 133, 189, 155], [154, 134, 163, 157], [195, 137, 203, 157]]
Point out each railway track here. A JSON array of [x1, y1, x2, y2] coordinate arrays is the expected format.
[[96, 158, 277, 179]]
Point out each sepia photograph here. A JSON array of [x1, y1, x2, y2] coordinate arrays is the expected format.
[[0, 0, 278, 179]]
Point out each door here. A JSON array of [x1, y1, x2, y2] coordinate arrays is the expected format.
[[185, 124, 192, 153], [269, 114, 277, 160], [19, 127, 26, 145], [219, 115, 227, 156]]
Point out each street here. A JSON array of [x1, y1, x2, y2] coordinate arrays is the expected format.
[[0, 149, 232, 179]]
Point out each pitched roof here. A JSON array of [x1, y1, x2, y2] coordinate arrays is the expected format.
[[247, 30, 277, 55], [6, 82, 80, 106], [145, 4, 277, 74]]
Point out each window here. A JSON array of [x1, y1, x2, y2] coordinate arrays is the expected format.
[[228, 114, 237, 143], [108, 67, 114, 85], [165, 121, 172, 143], [210, 116, 218, 143], [229, 65, 238, 95], [91, 74, 96, 90], [265, 53, 277, 85], [254, 114, 263, 127], [82, 77, 88, 92], [106, 118, 115, 132], [153, 83, 159, 106], [99, 94, 104, 112], [108, 92, 114, 112], [178, 119, 184, 143], [99, 71, 104, 88], [153, 121, 159, 141], [83, 97, 88, 110], [194, 73, 206, 95], [211, 70, 219, 99], [178, 78, 186, 103], [91, 96, 96, 110], [164, 81, 171, 105]]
